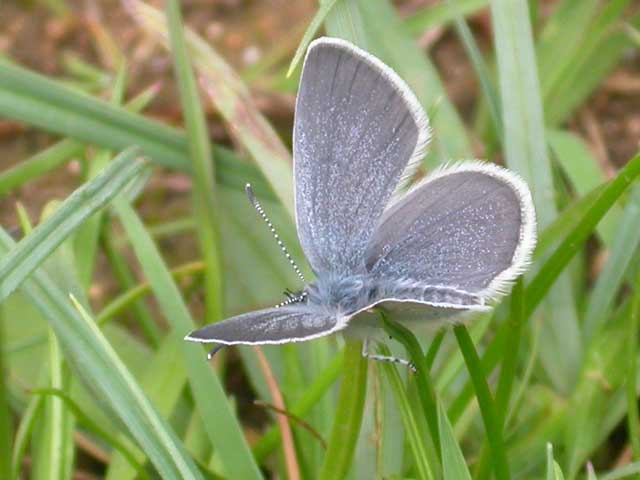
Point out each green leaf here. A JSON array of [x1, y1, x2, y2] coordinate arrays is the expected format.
[[453, 325, 509, 480], [128, 0, 295, 214], [547, 128, 620, 245], [0, 147, 147, 303], [113, 200, 262, 480], [403, 0, 489, 35], [32, 387, 147, 479], [0, 62, 274, 200], [73, 63, 129, 289], [447, 0, 502, 136], [0, 227, 203, 479], [600, 461, 640, 480], [380, 313, 440, 456], [527, 153, 640, 314], [318, 341, 368, 480], [0, 81, 160, 197], [546, 443, 555, 480], [490, 0, 581, 391], [101, 225, 162, 347], [287, 0, 341, 76], [0, 141, 83, 197], [627, 268, 640, 460], [583, 185, 640, 342], [0, 320, 11, 480], [438, 403, 472, 480], [105, 335, 188, 480], [378, 343, 434, 480], [540, 1, 636, 126], [11, 390, 43, 480], [495, 280, 525, 426], [31, 331, 74, 480], [252, 350, 344, 461], [166, 0, 224, 326]]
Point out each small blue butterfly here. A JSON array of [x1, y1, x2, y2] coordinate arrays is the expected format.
[[185, 37, 536, 362]]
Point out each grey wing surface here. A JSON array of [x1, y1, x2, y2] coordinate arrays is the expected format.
[[185, 306, 344, 346], [294, 37, 430, 276], [365, 163, 536, 300], [375, 299, 488, 329], [346, 285, 491, 332]]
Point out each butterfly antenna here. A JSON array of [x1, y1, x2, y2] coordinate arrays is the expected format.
[[275, 291, 308, 308], [245, 183, 306, 284]]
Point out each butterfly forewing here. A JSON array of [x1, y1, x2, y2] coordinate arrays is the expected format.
[[185, 306, 344, 345], [365, 163, 536, 301], [294, 38, 430, 276]]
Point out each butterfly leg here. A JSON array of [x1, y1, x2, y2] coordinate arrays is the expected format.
[[361, 338, 417, 372]]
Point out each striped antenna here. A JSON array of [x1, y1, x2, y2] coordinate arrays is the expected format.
[[275, 291, 308, 309], [245, 184, 306, 284]]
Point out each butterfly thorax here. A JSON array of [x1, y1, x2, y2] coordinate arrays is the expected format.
[[305, 273, 380, 316]]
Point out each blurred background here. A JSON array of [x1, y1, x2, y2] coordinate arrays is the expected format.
[[2, 1, 640, 479]]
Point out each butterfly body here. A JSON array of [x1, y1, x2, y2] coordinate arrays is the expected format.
[[185, 37, 536, 350]]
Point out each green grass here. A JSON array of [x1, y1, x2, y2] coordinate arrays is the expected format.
[[1, 0, 640, 478]]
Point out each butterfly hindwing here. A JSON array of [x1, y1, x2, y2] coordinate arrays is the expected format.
[[185, 306, 344, 346], [293, 37, 430, 276], [365, 162, 536, 301]]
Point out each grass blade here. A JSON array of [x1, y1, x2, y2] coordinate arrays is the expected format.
[[0, 320, 11, 480], [166, 0, 223, 326], [73, 63, 129, 289], [438, 403, 472, 480], [318, 341, 368, 480], [447, 0, 502, 136], [453, 325, 509, 480], [0, 81, 160, 197], [627, 269, 640, 460], [495, 280, 525, 425], [583, 185, 640, 342], [448, 152, 640, 438], [101, 229, 162, 346], [404, 0, 489, 35], [547, 128, 621, 245], [0, 147, 146, 302], [113, 200, 262, 480], [32, 387, 148, 478], [0, 63, 274, 199], [600, 461, 640, 480], [490, 0, 581, 391], [105, 335, 188, 480], [324, 0, 368, 45], [31, 331, 74, 480], [128, 0, 295, 213], [527, 153, 640, 314], [473, 281, 526, 480], [0, 226, 204, 479], [380, 312, 440, 456], [287, 0, 341, 76], [10, 392, 43, 480], [253, 350, 344, 461], [541, 2, 636, 126], [378, 344, 434, 480], [0, 141, 83, 196]]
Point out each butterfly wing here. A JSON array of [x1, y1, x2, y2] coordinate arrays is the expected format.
[[185, 305, 345, 346], [365, 162, 536, 302], [294, 37, 430, 276]]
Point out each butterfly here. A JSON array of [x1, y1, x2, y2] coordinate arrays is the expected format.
[[185, 37, 536, 360]]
